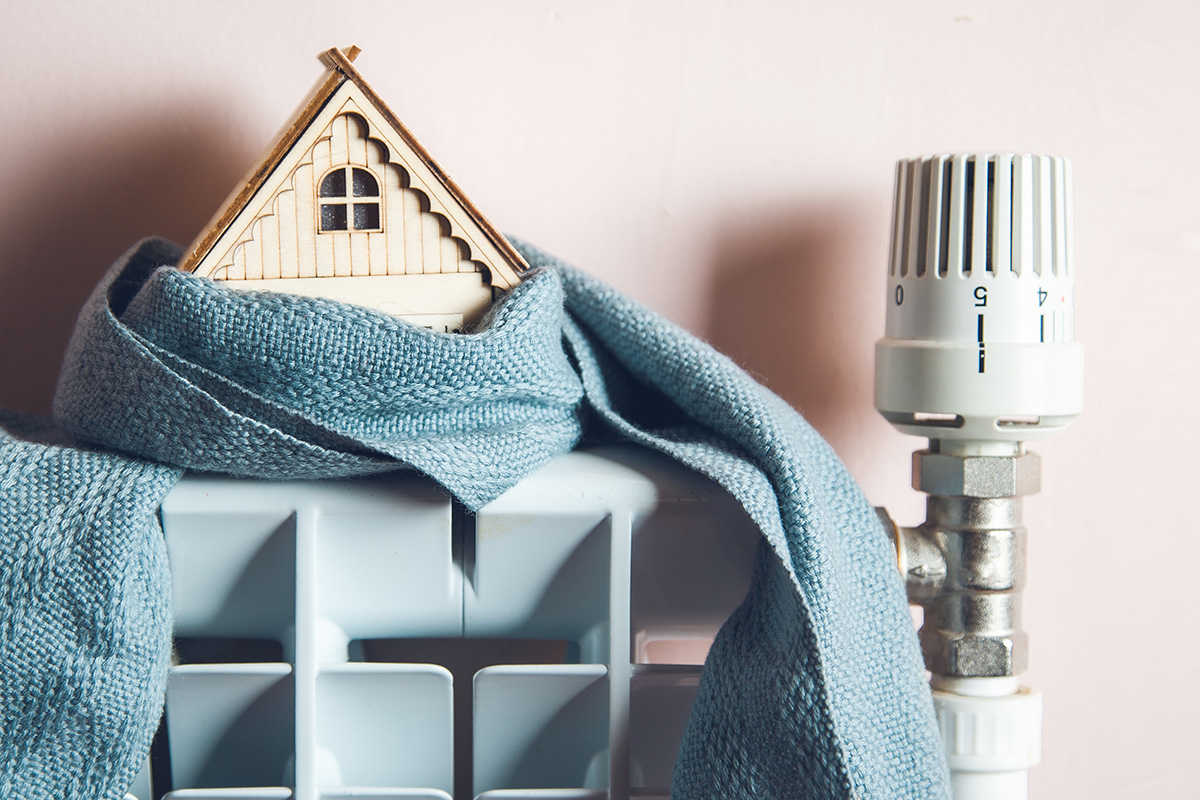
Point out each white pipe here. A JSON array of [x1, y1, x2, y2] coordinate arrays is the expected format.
[[930, 678, 1043, 800], [952, 770, 1030, 800]]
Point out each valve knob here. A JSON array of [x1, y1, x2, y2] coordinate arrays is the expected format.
[[875, 153, 1084, 442]]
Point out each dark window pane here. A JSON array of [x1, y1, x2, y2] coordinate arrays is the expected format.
[[353, 202, 380, 230], [352, 168, 379, 197], [319, 169, 346, 197], [320, 203, 347, 231]]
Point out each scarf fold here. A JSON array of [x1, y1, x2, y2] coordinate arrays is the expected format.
[[0, 238, 950, 799]]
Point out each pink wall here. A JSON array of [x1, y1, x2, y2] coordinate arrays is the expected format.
[[1, 2, 1195, 796]]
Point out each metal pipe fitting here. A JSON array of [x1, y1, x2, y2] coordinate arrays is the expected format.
[[897, 446, 1040, 679], [885, 512, 945, 605]]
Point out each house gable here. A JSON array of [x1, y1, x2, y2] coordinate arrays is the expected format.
[[179, 47, 527, 331]]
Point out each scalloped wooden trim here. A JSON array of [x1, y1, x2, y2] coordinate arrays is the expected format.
[[178, 46, 528, 315]]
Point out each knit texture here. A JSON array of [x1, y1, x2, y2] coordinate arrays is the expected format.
[[1, 238, 950, 798], [0, 414, 177, 799]]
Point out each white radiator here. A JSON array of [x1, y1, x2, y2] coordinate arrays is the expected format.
[[127, 445, 761, 800]]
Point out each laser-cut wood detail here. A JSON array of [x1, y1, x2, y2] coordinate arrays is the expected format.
[[180, 46, 527, 332]]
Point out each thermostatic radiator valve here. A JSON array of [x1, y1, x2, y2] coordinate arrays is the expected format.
[[875, 153, 1083, 800], [876, 153, 1083, 442]]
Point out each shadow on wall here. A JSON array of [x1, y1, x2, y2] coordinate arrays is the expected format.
[[704, 202, 886, 467], [0, 101, 254, 415]]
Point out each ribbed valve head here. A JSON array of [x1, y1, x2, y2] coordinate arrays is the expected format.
[[875, 153, 1084, 442]]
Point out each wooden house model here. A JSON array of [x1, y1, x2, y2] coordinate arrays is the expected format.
[[179, 46, 528, 332]]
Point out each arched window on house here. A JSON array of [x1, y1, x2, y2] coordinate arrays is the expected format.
[[318, 167, 382, 232]]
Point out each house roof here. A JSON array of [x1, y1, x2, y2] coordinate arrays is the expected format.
[[178, 46, 528, 287]]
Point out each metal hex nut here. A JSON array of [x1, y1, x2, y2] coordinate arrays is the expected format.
[[913, 451, 1042, 498], [921, 630, 1028, 677], [951, 637, 1014, 677]]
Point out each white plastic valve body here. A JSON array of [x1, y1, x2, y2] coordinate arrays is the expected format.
[[875, 153, 1084, 442]]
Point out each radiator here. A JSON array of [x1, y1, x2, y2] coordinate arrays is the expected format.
[[126, 445, 761, 800]]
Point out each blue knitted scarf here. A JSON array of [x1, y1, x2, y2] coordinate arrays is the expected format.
[[0, 238, 950, 799]]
